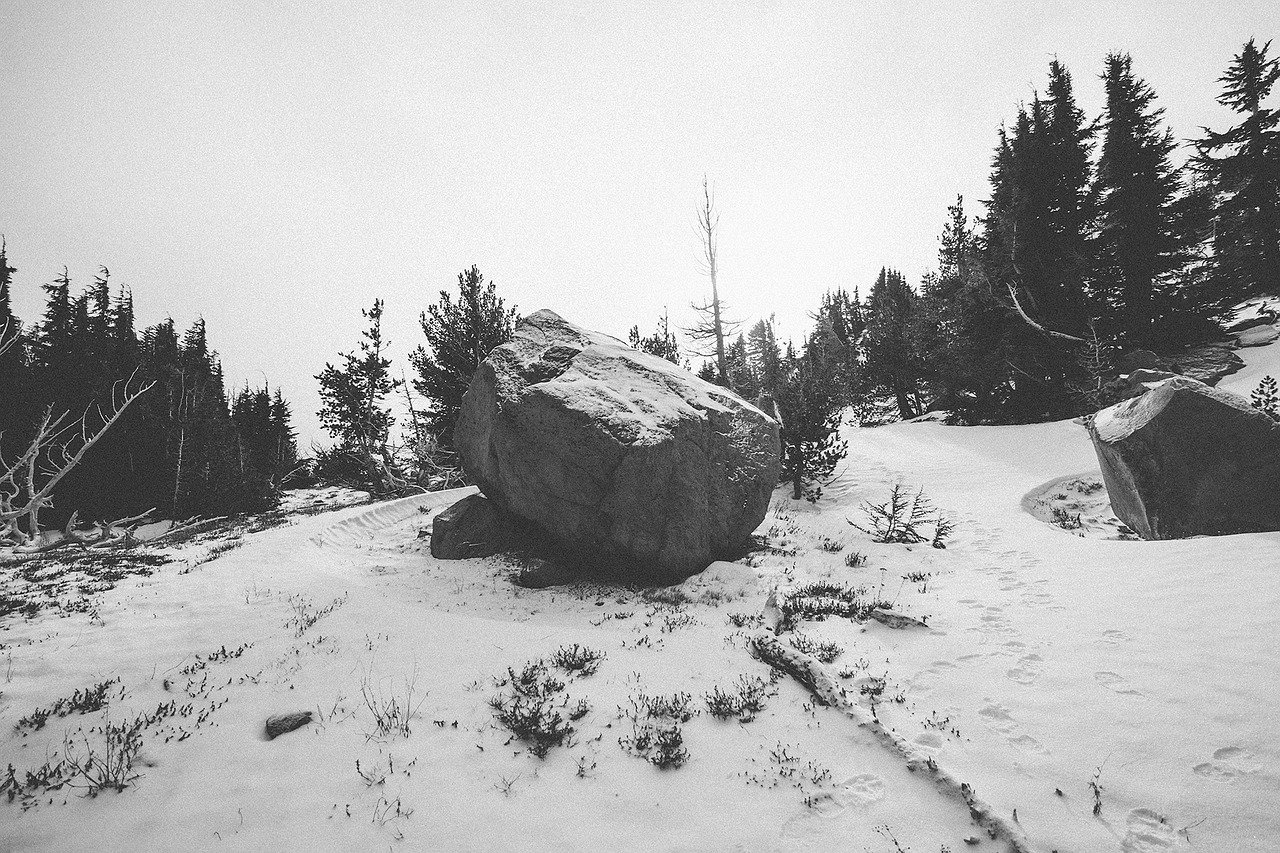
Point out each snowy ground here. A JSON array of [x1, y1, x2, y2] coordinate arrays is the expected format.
[[3, 339, 1279, 852]]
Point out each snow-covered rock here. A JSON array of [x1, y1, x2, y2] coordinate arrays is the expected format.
[[456, 309, 780, 582], [1089, 376, 1280, 539]]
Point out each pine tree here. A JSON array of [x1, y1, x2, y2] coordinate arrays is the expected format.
[[1196, 38, 1280, 304], [1093, 52, 1185, 343], [861, 268, 921, 419], [318, 299, 401, 458], [411, 267, 518, 448], [1251, 374, 1280, 420], [628, 311, 681, 363], [775, 326, 849, 502]]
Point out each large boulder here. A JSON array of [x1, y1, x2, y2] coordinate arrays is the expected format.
[[456, 310, 781, 581], [1088, 377, 1280, 539]]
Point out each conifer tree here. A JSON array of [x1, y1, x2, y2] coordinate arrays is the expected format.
[[411, 267, 517, 448], [1093, 52, 1185, 343], [317, 299, 400, 459], [1196, 38, 1280, 304], [861, 268, 921, 419], [775, 323, 850, 502], [628, 311, 681, 363]]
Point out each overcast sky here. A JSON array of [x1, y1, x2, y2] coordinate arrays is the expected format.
[[2, 1, 1275, 447]]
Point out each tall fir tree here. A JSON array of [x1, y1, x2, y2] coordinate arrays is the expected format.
[[317, 299, 400, 459], [861, 268, 921, 419], [1093, 52, 1186, 343], [1196, 38, 1280, 305], [411, 266, 518, 448]]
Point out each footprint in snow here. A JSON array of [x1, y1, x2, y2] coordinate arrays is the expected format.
[[1193, 746, 1261, 781], [1005, 653, 1043, 685], [1121, 808, 1177, 852], [978, 702, 1048, 754], [1095, 671, 1144, 696]]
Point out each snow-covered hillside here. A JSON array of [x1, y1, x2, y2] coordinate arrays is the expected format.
[[2, 342, 1279, 852]]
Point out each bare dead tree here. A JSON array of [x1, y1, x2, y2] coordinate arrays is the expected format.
[[0, 371, 155, 545], [686, 176, 739, 383]]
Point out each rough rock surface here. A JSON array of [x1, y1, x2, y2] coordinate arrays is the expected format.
[[1089, 377, 1280, 539], [430, 493, 520, 559], [1167, 342, 1245, 385], [265, 711, 313, 740], [456, 309, 781, 581]]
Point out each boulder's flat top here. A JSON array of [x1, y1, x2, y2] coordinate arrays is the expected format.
[[1091, 375, 1259, 442]]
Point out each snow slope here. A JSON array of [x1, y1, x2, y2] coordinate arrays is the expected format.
[[2, 335, 1279, 852]]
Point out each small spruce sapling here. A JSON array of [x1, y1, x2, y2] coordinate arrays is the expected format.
[[1251, 375, 1279, 421]]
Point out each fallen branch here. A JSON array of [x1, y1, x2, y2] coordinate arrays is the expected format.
[[146, 517, 228, 547], [750, 634, 1033, 852]]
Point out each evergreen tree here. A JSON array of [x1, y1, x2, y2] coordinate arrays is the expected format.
[[861, 268, 921, 419], [317, 299, 400, 458], [775, 324, 849, 502], [411, 267, 518, 447], [628, 311, 681, 363], [1093, 52, 1186, 343], [1251, 374, 1280, 420], [1196, 38, 1280, 304]]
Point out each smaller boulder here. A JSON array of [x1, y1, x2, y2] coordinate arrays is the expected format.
[[1236, 324, 1279, 348], [265, 711, 313, 740], [1089, 377, 1280, 539], [430, 494, 519, 559]]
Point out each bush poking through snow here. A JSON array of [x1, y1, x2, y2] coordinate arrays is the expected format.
[[550, 644, 606, 677], [704, 674, 777, 722], [360, 666, 426, 740], [618, 689, 695, 768], [817, 536, 844, 553], [852, 483, 954, 548], [788, 633, 843, 663], [15, 679, 121, 733], [62, 715, 145, 796], [777, 581, 891, 631], [843, 551, 866, 568], [489, 660, 577, 758]]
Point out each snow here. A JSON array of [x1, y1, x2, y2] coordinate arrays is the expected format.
[[3, 348, 1280, 852], [1091, 376, 1258, 443]]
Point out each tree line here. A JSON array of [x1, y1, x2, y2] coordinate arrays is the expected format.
[[0, 243, 297, 535]]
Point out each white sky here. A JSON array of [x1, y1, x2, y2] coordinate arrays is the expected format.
[[1, 1, 1274, 446]]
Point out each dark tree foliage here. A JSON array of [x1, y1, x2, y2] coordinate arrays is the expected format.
[[774, 321, 850, 502], [628, 311, 681, 363], [861, 268, 922, 419], [0, 247, 296, 526], [1093, 52, 1201, 344], [411, 266, 518, 448], [316, 299, 399, 456], [1196, 38, 1280, 306]]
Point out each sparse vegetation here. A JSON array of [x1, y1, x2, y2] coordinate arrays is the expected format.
[[777, 581, 892, 630], [787, 632, 843, 663], [16, 679, 120, 733], [360, 666, 426, 740], [619, 687, 695, 768], [852, 483, 954, 548], [704, 674, 777, 722], [550, 644, 606, 677], [490, 660, 577, 759]]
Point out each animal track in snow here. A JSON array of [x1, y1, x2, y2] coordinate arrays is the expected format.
[[1193, 746, 1261, 781], [838, 773, 886, 807], [1005, 653, 1043, 685], [1121, 808, 1176, 852], [977, 702, 1047, 754], [1095, 671, 1143, 696], [1100, 628, 1131, 645]]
